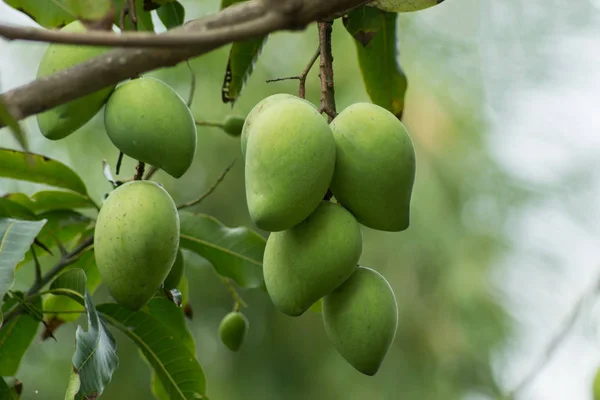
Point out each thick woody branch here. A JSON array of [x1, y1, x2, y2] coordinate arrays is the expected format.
[[0, 0, 370, 129]]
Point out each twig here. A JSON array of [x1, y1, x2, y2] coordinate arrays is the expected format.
[[186, 61, 196, 107], [266, 46, 320, 99], [128, 0, 138, 27], [218, 275, 247, 311], [504, 272, 600, 399], [177, 159, 237, 210], [195, 120, 224, 128], [32, 247, 41, 285], [317, 21, 337, 122], [115, 152, 124, 175], [144, 166, 159, 180], [134, 161, 145, 180]]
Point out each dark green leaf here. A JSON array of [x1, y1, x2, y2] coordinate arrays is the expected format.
[[3, 0, 76, 28], [220, 0, 268, 104], [0, 97, 28, 152], [157, 1, 185, 29], [0, 148, 88, 195], [179, 212, 265, 289], [0, 296, 42, 376], [18, 191, 95, 214], [0, 218, 47, 301], [98, 301, 206, 399], [0, 199, 36, 220], [0, 376, 21, 399], [49, 269, 87, 306], [113, 0, 154, 31], [344, 7, 407, 117]]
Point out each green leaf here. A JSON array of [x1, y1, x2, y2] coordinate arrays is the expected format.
[[98, 301, 206, 399], [0, 199, 37, 221], [344, 7, 407, 117], [0, 296, 42, 376], [0, 148, 88, 196], [0, 97, 28, 152], [0, 218, 47, 301], [3, 0, 76, 28], [64, 367, 81, 400], [0, 376, 20, 399], [179, 212, 265, 289], [11, 191, 95, 214], [157, 1, 185, 29], [64, 0, 113, 24], [220, 0, 268, 104], [113, 0, 154, 31]]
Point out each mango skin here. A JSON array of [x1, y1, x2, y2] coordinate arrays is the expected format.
[[323, 266, 398, 376], [94, 181, 180, 311], [222, 115, 245, 137], [219, 311, 249, 352], [368, 0, 443, 12], [36, 21, 115, 140], [104, 77, 197, 178], [245, 95, 336, 232], [263, 202, 362, 316], [329, 102, 416, 232], [163, 248, 184, 290]]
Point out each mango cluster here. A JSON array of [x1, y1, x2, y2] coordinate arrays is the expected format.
[[36, 20, 198, 179], [243, 94, 416, 375]]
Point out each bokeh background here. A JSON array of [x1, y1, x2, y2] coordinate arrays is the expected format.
[[2, 0, 600, 399]]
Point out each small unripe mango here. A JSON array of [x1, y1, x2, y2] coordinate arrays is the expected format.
[[104, 76, 197, 178], [329, 102, 416, 232], [323, 266, 398, 376], [245, 95, 336, 231], [263, 202, 362, 316], [222, 115, 245, 137], [219, 311, 248, 352], [36, 21, 115, 140], [94, 181, 180, 310], [368, 0, 443, 12], [163, 249, 184, 290]]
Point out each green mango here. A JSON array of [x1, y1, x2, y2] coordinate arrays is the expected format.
[[263, 201, 362, 316], [36, 20, 115, 140], [219, 311, 249, 352], [594, 367, 600, 400], [368, 0, 443, 12], [245, 95, 336, 231], [241, 93, 296, 159], [222, 115, 246, 137], [94, 181, 180, 310], [104, 76, 197, 178], [163, 248, 184, 290], [329, 102, 416, 232], [323, 266, 398, 376]]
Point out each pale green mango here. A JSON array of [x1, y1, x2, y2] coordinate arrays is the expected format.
[[219, 311, 249, 352], [330, 102, 416, 232], [163, 248, 184, 290], [241, 93, 297, 159], [323, 266, 398, 376], [263, 202, 362, 316], [245, 95, 336, 231], [104, 76, 197, 178], [94, 181, 180, 310], [368, 0, 443, 12], [36, 20, 115, 140]]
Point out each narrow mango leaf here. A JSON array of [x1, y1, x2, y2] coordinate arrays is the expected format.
[[98, 301, 206, 400], [157, 1, 185, 29], [179, 212, 265, 289], [0, 148, 88, 196], [0, 218, 47, 300], [113, 0, 155, 31], [3, 0, 76, 28], [0, 97, 28, 151], [344, 7, 407, 117], [220, 0, 268, 104], [19, 191, 95, 214], [0, 296, 42, 376], [0, 199, 36, 221]]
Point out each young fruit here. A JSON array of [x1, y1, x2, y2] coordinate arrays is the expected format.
[[322, 266, 398, 376], [329, 102, 416, 232], [219, 311, 249, 351], [163, 248, 184, 290], [94, 181, 180, 311], [36, 21, 115, 140], [367, 0, 444, 12], [263, 202, 362, 317], [245, 95, 336, 232], [103, 76, 197, 178], [222, 115, 245, 137]]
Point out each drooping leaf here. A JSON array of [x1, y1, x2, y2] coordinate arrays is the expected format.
[[9, 191, 96, 215], [113, 0, 155, 31], [344, 6, 407, 117], [2, 0, 76, 28], [0, 96, 28, 152], [179, 212, 265, 289], [98, 301, 206, 400], [157, 1, 185, 29], [0, 148, 88, 196], [0, 296, 42, 376], [220, 0, 268, 104], [0, 199, 37, 221], [0, 218, 47, 301]]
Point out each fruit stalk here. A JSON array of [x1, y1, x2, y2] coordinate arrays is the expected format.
[[317, 21, 337, 122]]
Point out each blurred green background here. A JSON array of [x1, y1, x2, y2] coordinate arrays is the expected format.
[[2, 0, 600, 399]]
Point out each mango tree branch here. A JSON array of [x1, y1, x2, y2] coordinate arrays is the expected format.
[[0, 0, 370, 129]]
